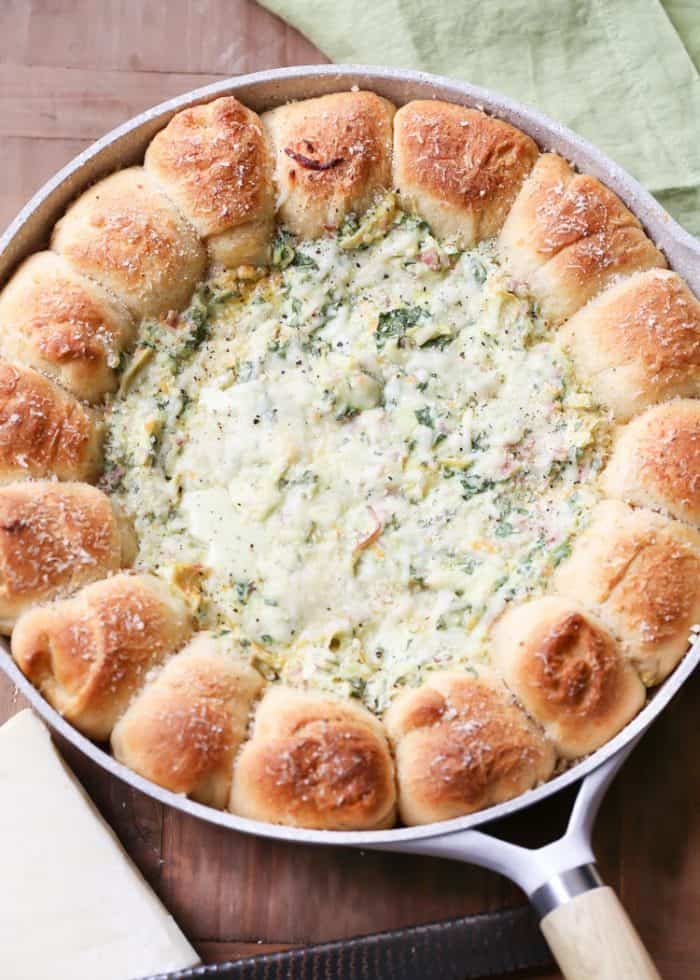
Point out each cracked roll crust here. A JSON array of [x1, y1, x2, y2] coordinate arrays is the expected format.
[[491, 597, 645, 758], [499, 154, 665, 323], [262, 91, 395, 239], [0, 251, 135, 403], [601, 400, 700, 526], [230, 686, 396, 829], [384, 670, 555, 825], [0, 360, 103, 483], [11, 573, 193, 739], [145, 97, 275, 268], [0, 481, 136, 633], [560, 270, 700, 421], [553, 500, 700, 685], [52, 168, 207, 319], [393, 100, 538, 246], [111, 632, 264, 808]]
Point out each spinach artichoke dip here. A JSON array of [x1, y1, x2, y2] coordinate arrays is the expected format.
[[104, 197, 608, 714]]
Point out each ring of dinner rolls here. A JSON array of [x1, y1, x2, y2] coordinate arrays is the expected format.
[[112, 631, 264, 808], [0, 360, 104, 483], [2, 87, 699, 829], [0, 481, 135, 633], [553, 500, 700, 686], [384, 669, 555, 826], [491, 597, 645, 759], [11, 573, 193, 740], [230, 686, 396, 830], [601, 400, 700, 525]]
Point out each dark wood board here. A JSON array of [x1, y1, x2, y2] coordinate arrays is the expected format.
[[1, 3, 698, 977]]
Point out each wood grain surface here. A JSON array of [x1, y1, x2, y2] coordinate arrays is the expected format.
[[1, 3, 698, 978]]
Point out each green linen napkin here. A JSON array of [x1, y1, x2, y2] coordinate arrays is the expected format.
[[259, 0, 700, 236]]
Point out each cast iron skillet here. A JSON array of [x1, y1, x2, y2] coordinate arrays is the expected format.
[[2, 65, 699, 980]]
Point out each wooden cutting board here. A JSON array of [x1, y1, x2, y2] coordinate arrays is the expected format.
[[1, 3, 699, 977]]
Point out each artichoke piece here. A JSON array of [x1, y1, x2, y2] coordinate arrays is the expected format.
[[118, 346, 155, 397], [339, 192, 397, 250]]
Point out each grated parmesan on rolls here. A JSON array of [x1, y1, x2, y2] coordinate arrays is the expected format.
[[601, 399, 700, 525], [0, 359, 104, 483], [52, 168, 207, 320], [560, 269, 700, 420], [12, 573, 193, 740], [2, 87, 698, 828], [145, 96, 276, 269], [231, 686, 396, 830], [393, 99, 539, 247], [262, 91, 395, 239], [553, 501, 700, 686], [112, 631, 264, 808], [384, 669, 555, 825], [491, 597, 645, 759], [499, 153, 666, 324], [0, 251, 135, 403], [0, 481, 135, 632]]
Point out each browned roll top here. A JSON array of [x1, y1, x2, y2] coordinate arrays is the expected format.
[[0, 360, 103, 483], [602, 400, 700, 524], [145, 96, 275, 268], [534, 613, 617, 711], [0, 481, 135, 632], [561, 270, 700, 420], [491, 597, 645, 758], [262, 91, 395, 239], [230, 687, 396, 830], [499, 154, 665, 323], [393, 100, 538, 245], [11, 573, 193, 739], [385, 670, 555, 825], [0, 252, 135, 403], [147, 97, 272, 236], [553, 501, 700, 686], [112, 632, 264, 808]]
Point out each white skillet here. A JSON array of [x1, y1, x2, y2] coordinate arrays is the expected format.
[[2, 64, 700, 980]]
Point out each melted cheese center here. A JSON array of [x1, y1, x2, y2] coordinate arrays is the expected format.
[[105, 208, 608, 712]]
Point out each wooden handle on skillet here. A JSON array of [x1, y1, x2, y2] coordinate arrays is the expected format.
[[540, 886, 661, 979]]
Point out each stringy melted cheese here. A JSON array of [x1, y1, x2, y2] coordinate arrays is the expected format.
[[104, 205, 609, 712]]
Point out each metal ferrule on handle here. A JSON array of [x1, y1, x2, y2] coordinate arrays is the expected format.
[[530, 864, 603, 919]]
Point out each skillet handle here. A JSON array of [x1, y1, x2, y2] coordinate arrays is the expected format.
[[539, 883, 661, 980]]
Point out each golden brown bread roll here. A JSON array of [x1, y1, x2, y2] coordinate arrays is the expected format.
[[262, 91, 395, 239], [51, 168, 207, 320], [499, 154, 666, 324], [0, 481, 135, 632], [0, 360, 103, 483], [553, 500, 700, 685], [145, 97, 275, 269], [11, 573, 193, 739], [393, 100, 538, 246], [0, 251, 135, 403], [491, 597, 645, 758], [601, 400, 700, 525], [230, 686, 396, 830], [111, 631, 264, 808], [560, 270, 700, 420], [384, 670, 555, 826]]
